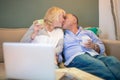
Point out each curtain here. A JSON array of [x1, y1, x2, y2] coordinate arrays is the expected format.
[[99, 0, 120, 40], [111, 0, 120, 40], [99, 0, 116, 40]]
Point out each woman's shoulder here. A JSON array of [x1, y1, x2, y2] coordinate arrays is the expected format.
[[53, 28, 64, 38]]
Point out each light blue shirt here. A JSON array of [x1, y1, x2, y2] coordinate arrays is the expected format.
[[63, 27, 105, 65]]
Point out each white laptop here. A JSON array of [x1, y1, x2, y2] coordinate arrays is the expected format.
[[3, 42, 56, 80]]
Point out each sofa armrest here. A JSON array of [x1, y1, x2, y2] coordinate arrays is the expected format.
[[102, 39, 120, 60], [0, 28, 28, 62]]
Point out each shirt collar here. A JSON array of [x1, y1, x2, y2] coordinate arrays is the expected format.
[[65, 26, 83, 35]]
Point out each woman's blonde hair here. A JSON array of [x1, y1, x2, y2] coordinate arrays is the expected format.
[[44, 7, 65, 26]]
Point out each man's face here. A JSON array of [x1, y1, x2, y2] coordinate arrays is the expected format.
[[63, 14, 75, 29]]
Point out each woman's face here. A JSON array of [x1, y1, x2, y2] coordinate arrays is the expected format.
[[53, 12, 65, 28]]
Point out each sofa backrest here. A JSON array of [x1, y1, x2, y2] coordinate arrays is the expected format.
[[0, 28, 120, 62], [0, 28, 28, 62]]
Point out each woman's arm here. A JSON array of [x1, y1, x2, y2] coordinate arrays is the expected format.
[[55, 38, 64, 64], [55, 39, 64, 55], [20, 24, 34, 43], [20, 20, 44, 43]]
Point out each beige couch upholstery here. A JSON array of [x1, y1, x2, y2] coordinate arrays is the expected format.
[[0, 28, 120, 62], [0, 28, 28, 62]]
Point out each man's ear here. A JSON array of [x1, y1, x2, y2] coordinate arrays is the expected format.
[[73, 18, 77, 24]]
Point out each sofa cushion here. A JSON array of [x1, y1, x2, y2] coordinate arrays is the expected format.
[[84, 27, 101, 36]]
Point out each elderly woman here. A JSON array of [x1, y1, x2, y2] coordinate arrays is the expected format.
[[20, 7, 66, 68]]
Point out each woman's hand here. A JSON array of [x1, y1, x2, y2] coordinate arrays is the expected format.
[[33, 20, 43, 32], [31, 20, 44, 40], [55, 54, 58, 65]]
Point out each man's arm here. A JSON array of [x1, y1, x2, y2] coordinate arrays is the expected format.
[[84, 30, 105, 54]]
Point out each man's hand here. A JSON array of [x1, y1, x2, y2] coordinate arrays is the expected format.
[[83, 40, 100, 53], [83, 39, 94, 49]]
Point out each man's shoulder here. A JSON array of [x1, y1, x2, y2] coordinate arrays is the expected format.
[[80, 29, 94, 35]]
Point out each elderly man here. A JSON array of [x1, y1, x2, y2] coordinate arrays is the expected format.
[[62, 13, 120, 80]]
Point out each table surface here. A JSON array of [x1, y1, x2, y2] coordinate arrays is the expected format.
[[0, 63, 103, 80], [0, 63, 5, 80]]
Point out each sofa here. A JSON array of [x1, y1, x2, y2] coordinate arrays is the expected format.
[[0, 28, 102, 80], [0, 28, 120, 79], [0, 28, 120, 62]]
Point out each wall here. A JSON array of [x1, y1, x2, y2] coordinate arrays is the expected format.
[[0, 0, 98, 28]]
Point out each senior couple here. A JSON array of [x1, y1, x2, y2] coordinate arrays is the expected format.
[[21, 7, 120, 80]]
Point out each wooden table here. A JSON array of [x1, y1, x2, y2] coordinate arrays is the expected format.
[[0, 63, 5, 80], [0, 63, 103, 80], [56, 68, 103, 80]]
